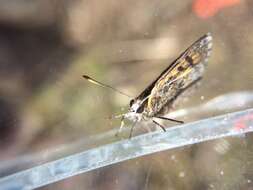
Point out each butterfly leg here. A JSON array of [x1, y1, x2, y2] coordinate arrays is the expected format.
[[115, 115, 125, 137], [152, 120, 166, 132], [155, 116, 184, 124], [129, 121, 138, 139]]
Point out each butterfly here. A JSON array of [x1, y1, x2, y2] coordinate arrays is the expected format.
[[83, 33, 213, 138]]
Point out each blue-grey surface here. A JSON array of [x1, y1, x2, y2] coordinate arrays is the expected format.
[[0, 108, 253, 190]]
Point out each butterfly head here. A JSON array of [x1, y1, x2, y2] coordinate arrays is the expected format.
[[122, 99, 143, 122], [129, 99, 142, 113]]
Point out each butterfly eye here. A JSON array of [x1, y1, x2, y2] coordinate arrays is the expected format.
[[129, 99, 134, 107]]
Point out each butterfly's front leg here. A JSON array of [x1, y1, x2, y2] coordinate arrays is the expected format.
[[115, 115, 125, 137], [129, 121, 138, 139]]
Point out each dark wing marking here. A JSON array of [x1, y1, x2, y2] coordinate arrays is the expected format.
[[145, 33, 212, 116]]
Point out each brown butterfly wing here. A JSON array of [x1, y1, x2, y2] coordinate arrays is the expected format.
[[145, 33, 212, 117]]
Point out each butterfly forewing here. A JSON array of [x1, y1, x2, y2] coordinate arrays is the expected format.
[[141, 33, 212, 117]]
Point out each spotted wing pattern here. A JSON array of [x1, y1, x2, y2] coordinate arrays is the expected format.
[[145, 33, 212, 117]]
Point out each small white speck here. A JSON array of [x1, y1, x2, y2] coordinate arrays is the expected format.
[[171, 155, 176, 160], [179, 171, 185, 178], [220, 170, 224, 175], [119, 49, 123, 53], [209, 184, 214, 188], [207, 42, 212, 49], [206, 35, 212, 42], [200, 96, 205, 100], [247, 179, 251, 183]]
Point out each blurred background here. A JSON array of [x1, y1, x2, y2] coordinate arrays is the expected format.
[[0, 0, 253, 189]]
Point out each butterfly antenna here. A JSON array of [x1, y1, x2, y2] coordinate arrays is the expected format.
[[82, 75, 133, 98]]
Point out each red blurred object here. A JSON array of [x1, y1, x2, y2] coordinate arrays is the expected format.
[[193, 0, 241, 19], [234, 114, 253, 131]]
